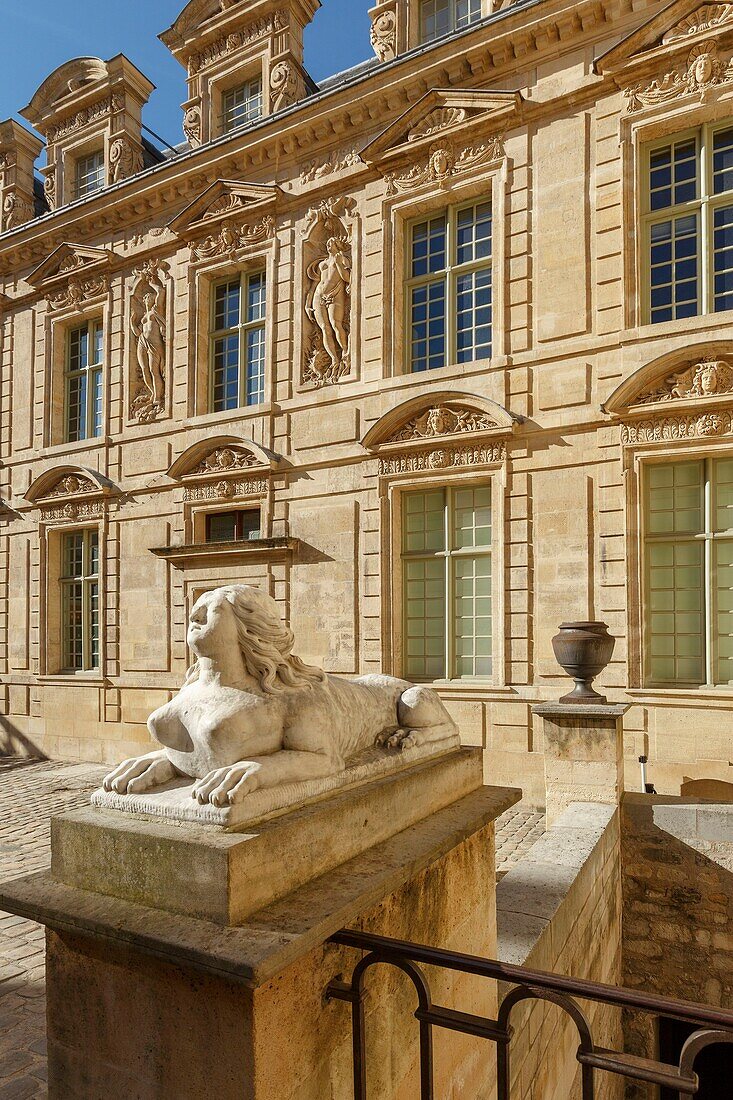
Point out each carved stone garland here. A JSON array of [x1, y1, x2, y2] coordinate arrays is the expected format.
[[301, 196, 357, 388], [625, 44, 733, 112], [48, 273, 108, 312], [634, 357, 733, 404], [621, 357, 733, 443], [379, 442, 506, 476], [183, 447, 267, 503], [129, 259, 169, 424], [191, 215, 275, 262]]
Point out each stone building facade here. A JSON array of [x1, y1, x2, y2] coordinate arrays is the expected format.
[[1, 0, 732, 804]]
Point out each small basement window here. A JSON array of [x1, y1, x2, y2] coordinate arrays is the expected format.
[[205, 509, 261, 543]]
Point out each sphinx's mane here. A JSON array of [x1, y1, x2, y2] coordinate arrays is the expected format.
[[184, 586, 326, 694]]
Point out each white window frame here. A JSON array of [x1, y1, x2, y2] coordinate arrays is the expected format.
[[420, 0, 483, 42], [65, 318, 103, 443], [60, 527, 100, 673], [404, 198, 493, 374], [75, 149, 105, 199], [641, 454, 733, 688], [641, 121, 733, 325], [221, 78, 263, 132], [209, 270, 267, 412]]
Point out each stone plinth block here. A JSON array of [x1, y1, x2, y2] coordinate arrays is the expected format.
[[55, 748, 483, 924], [0, 750, 520, 1100], [533, 703, 629, 825]]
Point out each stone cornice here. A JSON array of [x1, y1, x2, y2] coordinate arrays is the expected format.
[[0, 0, 657, 276]]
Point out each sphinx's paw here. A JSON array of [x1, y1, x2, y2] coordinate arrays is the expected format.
[[102, 752, 175, 795], [384, 728, 420, 751], [192, 762, 262, 807]]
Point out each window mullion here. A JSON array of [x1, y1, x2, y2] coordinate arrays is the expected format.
[[445, 489, 453, 680], [447, 208, 456, 368], [705, 458, 715, 687]]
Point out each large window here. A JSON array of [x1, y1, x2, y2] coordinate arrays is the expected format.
[[61, 529, 100, 672], [222, 79, 263, 132], [75, 150, 105, 198], [420, 0, 482, 42], [210, 272, 266, 411], [65, 320, 103, 442], [406, 200, 492, 373], [644, 458, 733, 687], [402, 485, 492, 681], [644, 124, 733, 324]]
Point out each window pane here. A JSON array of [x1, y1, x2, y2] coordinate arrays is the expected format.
[[76, 150, 105, 198], [649, 214, 699, 324], [245, 325, 265, 406], [411, 215, 447, 279], [713, 127, 733, 195], [646, 461, 704, 535], [452, 486, 491, 549], [421, 0, 451, 41], [404, 557, 446, 680], [410, 280, 446, 372], [223, 79, 263, 131], [455, 202, 492, 265], [649, 138, 697, 211], [715, 458, 733, 532], [647, 540, 705, 685], [456, 268, 492, 363], [715, 540, 733, 684], [66, 372, 87, 443], [714, 205, 733, 313], [212, 334, 240, 411], [214, 281, 240, 331], [246, 272, 266, 323], [404, 490, 446, 553], [453, 554, 492, 678]]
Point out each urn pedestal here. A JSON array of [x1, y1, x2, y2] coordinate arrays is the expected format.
[[0, 747, 519, 1100]]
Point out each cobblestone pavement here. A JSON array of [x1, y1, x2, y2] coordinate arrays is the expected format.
[[495, 805, 546, 879], [0, 757, 544, 1097], [0, 757, 106, 1099]]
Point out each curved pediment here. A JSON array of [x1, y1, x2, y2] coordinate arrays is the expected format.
[[25, 466, 116, 504], [604, 345, 733, 416], [362, 392, 518, 451], [22, 58, 110, 124], [168, 436, 281, 479]]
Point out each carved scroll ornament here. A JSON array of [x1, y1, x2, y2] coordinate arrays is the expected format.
[[48, 274, 108, 311], [129, 260, 168, 423], [621, 412, 732, 442], [370, 10, 397, 61], [625, 44, 733, 112], [270, 60, 297, 112], [183, 105, 202, 148], [109, 136, 143, 184]]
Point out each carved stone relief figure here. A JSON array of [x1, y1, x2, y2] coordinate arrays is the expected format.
[[390, 405, 497, 442], [663, 4, 733, 43], [101, 585, 459, 813], [635, 358, 733, 404], [625, 45, 733, 112], [130, 260, 168, 422], [302, 196, 357, 387], [192, 447, 260, 474]]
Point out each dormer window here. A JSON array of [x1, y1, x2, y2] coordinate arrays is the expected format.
[[420, 0, 482, 43], [75, 150, 105, 199], [222, 78, 263, 134]]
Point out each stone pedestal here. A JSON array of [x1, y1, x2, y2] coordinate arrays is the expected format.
[[533, 703, 629, 825], [0, 747, 519, 1099]]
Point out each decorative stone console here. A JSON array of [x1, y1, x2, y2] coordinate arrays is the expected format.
[[0, 747, 519, 1099], [533, 702, 630, 825]]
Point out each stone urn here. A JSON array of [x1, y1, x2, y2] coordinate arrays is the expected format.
[[551, 622, 615, 705]]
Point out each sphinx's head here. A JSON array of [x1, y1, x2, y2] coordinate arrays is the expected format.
[[186, 585, 325, 694]]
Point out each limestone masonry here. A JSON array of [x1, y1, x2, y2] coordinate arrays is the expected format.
[[1, 0, 732, 802]]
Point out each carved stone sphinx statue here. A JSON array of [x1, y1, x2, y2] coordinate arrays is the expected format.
[[101, 585, 459, 821]]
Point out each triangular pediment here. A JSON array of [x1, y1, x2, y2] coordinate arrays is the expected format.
[[168, 180, 281, 237], [362, 392, 518, 451], [27, 243, 115, 289], [362, 90, 522, 163], [597, 1, 733, 75]]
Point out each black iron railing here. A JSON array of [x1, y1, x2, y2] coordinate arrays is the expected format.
[[326, 929, 733, 1099]]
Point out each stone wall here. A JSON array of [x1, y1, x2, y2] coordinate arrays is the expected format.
[[621, 794, 733, 1096], [496, 803, 624, 1100]]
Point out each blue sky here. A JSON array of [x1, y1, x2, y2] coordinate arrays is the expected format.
[[0, 1, 372, 147]]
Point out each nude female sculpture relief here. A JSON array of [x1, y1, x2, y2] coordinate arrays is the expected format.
[[130, 260, 167, 423], [305, 235, 352, 379], [103, 586, 459, 808]]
